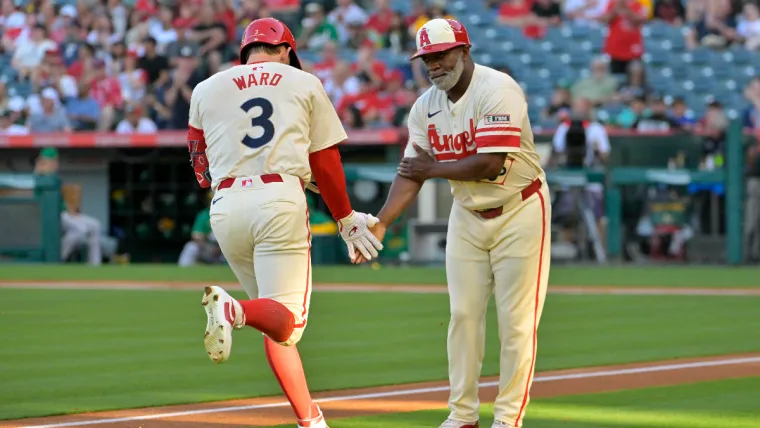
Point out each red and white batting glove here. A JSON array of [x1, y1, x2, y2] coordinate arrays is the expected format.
[[188, 139, 212, 188], [338, 211, 383, 262]]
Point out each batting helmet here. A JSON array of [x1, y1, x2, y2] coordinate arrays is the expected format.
[[240, 18, 301, 69], [410, 18, 471, 60]]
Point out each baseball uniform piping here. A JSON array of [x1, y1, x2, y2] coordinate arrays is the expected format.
[[513, 189, 546, 426], [294, 204, 311, 328]]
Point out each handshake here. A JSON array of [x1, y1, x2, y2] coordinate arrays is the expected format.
[[336, 211, 388, 264]]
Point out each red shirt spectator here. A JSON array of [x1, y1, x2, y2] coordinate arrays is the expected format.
[[366, 0, 394, 35], [499, 0, 546, 39], [90, 61, 123, 108], [313, 42, 338, 82], [602, 0, 648, 72]]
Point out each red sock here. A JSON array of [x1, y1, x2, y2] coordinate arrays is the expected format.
[[239, 299, 295, 343], [263, 336, 315, 421]]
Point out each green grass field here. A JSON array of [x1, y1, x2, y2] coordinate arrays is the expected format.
[[2, 264, 760, 287], [302, 377, 760, 428], [1, 264, 759, 426]]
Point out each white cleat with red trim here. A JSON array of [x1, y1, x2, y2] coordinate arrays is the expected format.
[[201, 285, 245, 364], [298, 405, 329, 428]]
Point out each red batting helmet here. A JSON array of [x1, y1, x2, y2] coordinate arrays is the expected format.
[[240, 18, 301, 69], [410, 18, 471, 60]]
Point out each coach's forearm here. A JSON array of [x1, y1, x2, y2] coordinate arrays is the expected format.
[[428, 153, 506, 182], [377, 175, 423, 226], [309, 146, 353, 221]]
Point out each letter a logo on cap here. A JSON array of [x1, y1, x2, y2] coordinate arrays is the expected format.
[[418, 28, 431, 47]]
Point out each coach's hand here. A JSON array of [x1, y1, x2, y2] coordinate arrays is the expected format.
[[353, 221, 388, 264], [338, 211, 384, 263], [398, 144, 435, 182]]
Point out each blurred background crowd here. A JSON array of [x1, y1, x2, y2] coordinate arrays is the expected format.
[[2, 0, 760, 136]]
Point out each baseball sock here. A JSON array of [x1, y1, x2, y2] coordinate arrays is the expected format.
[[263, 336, 316, 421], [238, 299, 295, 343]]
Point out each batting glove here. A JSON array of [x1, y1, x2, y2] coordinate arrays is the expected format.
[[337, 211, 384, 261]]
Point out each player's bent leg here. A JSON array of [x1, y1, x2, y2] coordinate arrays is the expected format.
[[252, 191, 317, 423], [445, 202, 494, 424], [490, 186, 551, 427]]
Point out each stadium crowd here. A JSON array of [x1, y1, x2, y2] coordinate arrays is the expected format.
[[0, 0, 758, 136]]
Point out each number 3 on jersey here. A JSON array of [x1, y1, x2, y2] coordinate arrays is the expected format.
[[240, 97, 275, 148]]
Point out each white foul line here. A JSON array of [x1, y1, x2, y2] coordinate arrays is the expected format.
[[17, 356, 760, 428]]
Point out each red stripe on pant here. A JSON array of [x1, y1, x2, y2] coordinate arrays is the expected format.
[[294, 204, 311, 328], [513, 189, 546, 427]]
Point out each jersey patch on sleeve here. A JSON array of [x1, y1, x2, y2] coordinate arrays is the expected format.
[[485, 114, 511, 125]]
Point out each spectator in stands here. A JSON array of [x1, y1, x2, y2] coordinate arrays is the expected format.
[[186, 3, 228, 76], [12, 24, 56, 80], [137, 37, 170, 88], [632, 95, 681, 132], [571, 57, 618, 106], [34, 52, 78, 100], [614, 60, 650, 103], [670, 97, 697, 130], [382, 10, 414, 54], [353, 43, 387, 87], [66, 83, 100, 131], [615, 94, 647, 128], [601, 0, 647, 76], [298, 3, 339, 50], [498, 0, 534, 30], [149, 5, 179, 55], [345, 16, 372, 49], [324, 60, 360, 106], [743, 77, 760, 131], [542, 80, 572, 121], [328, 0, 368, 45], [652, 0, 685, 26], [365, 0, 394, 44], [119, 50, 147, 105], [28, 87, 71, 133], [531, 0, 562, 28], [685, 0, 738, 50], [563, 0, 611, 26], [143, 90, 172, 130], [87, 14, 121, 54], [59, 18, 83, 67], [88, 59, 122, 131], [736, 2, 760, 51], [116, 103, 157, 133], [697, 100, 728, 168], [164, 45, 205, 129], [0, 108, 28, 135], [410, 0, 455, 33], [67, 43, 96, 81], [380, 69, 416, 126]]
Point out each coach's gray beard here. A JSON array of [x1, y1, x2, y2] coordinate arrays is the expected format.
[[430, 55, 464, 91]]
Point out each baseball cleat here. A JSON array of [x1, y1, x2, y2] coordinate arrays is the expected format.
[[439, 419, 479, 428], [201, 285, 245, 364], [297, 404, 328, 428], [491, 422, 511, 428]]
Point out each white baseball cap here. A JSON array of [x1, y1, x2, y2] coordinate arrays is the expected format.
[[411, 18, 472, 60]]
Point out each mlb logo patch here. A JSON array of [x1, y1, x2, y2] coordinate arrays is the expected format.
[[485, 114, 511, 125], [242, 179, 253, 187]]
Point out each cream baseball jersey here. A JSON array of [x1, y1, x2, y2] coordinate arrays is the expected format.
[[188, 62, 347, 190], [405, 63, 545, 211]]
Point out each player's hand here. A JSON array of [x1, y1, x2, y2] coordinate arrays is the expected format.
[[337, 211, 384, 263], [353, 221, 388, 264], [398, 143, 435, 182]]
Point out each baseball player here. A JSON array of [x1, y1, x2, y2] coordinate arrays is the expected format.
[[187, 18, 383, 428], [365, 18, 552, 428]]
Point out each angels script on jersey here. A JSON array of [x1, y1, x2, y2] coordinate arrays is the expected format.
[[427, 118, 476, 161], [232, 69, 283, 90]]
